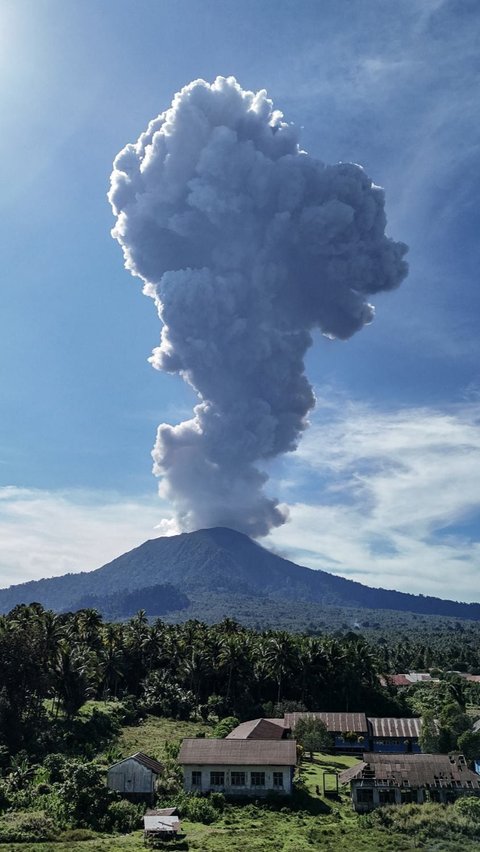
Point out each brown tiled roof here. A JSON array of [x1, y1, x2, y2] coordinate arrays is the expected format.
[[339, 753, 480, 788], [284, 712, 368, 734], [368, 717, 422, 738], [178, 738, 297, 766], [227, 718, 286, 740]]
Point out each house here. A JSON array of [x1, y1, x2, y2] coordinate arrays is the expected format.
[[107, 752, 163, 802], [178, 738, 297, 796], [368, 717, 422, 754], [340, 753, 480, 812], [143, 808, 181, 842], [226, 718, 286, 740], [284, 712, 369, 751], [383, 672, 438, 687]]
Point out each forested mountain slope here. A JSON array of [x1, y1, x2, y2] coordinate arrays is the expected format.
[[1, 526, 479, 620]]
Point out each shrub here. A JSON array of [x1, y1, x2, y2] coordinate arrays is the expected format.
[[182, 796, 218, 824], [57, 761, 114, 829], [106, 799, 144, 833], [212, 717, 239, 738], [454, 796, 480, 821], [60, 828, 97, 841], [0, 812, 56, 843]]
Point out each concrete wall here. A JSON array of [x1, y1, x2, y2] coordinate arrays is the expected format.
[[107, 759, 155, 795], [183, 764, 293, 796], [372, 740, 421, 754], [350, 783, 480, 812]]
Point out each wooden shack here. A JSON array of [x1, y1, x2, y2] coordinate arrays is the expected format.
[[107, 752, 163, 802]]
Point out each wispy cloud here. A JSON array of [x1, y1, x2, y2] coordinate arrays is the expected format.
[[268, 393, 480, 601], [0, 487, 168, 589]]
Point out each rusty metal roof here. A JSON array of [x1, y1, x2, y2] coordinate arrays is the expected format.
[[227, 718, 286, 740], [284, 712, 368, 734], [339, 753, 480, 788], [368, 717, 422, 738], [178, 738, 297, 766], [109, 752, 163, 774], [146, 808, 178, 816]]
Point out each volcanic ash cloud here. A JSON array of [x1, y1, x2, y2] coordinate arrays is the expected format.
[[108, 76, 408, 537]]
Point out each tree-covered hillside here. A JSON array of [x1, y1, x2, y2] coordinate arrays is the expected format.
[[1, 527, 480, 623]]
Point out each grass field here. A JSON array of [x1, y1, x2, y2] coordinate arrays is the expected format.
[[115, 716, 212, 762], [3, 714, 480, 851]]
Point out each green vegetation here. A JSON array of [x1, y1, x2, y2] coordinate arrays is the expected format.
[[0, 602, 479, 849], [294, 717, 333, 760]]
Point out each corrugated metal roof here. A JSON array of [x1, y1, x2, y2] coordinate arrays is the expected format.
[[284, 712, 368, 734], [109, 752, 163, 774], [178, 738, 297, 766], [368, 717, 422, 738], [339, 753, 480, 788], [227, 718, 286, 740], [146, 808, 177, 816], [144, 815, 180, 833]]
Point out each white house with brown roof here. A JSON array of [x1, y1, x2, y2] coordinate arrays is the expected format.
[[178, 738, 297, 796]]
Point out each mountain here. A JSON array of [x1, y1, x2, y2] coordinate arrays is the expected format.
[[0, 526, 479, 623]]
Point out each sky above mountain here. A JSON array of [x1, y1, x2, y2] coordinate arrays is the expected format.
[[1, 0, 479, 601]]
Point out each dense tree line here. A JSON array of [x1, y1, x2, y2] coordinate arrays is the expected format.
[[2, 602, 480, 764], [0, 604, 407, 760]]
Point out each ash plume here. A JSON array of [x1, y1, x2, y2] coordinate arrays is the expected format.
[[109, 76, 408, 537]]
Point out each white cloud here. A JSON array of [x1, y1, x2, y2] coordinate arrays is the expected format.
[[0, 487, 170, 588], [268, 395, 480, 602], [2, 395, 480, 605]]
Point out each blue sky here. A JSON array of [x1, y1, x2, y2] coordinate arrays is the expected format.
[[1, 0, 480, 600]]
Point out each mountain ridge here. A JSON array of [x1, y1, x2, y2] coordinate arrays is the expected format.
[[1, 526, 479, 621]]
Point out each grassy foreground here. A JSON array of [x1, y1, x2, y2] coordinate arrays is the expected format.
[[2, 714, 479, 851]]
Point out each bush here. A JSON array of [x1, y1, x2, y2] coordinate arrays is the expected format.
[[212, 717, 239, 738], [182, 796, 218, 824], [0, 812, 56, 843], [172, 791, 224, 824], [106, 799, 144, 833], [57, 761, 114, 829], [454, 796, 480, 821], [363, 801, 480, 841], [60, 827, 98, 841]]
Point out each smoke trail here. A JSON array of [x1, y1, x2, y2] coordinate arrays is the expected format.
[[109, 76, 408, 537]]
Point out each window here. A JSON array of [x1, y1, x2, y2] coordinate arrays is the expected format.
[[210, 772, 225, 787], [251, 772, 265, 787], [356, 789, 374, 804], [379, 789, 396, 805], [191, 771, 202, 787], [273, 772, 284, 789], [231, 771, 246, 786], [400, 790, 414, 804]]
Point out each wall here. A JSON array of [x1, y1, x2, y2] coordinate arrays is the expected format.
[[372, 739, 421, 754], [182, 763, 293, 796], [107, 759, 154, 795]]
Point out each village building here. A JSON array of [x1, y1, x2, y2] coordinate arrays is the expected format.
[[226, 718, 286, 740], [107, 752, 163, 802], [340, 753, 480, 812], [178, 738, 297, 796], [283, 711, 425, 753], [284, 712, 369, 751], [143, 808, 181, 843], [368, 717, 422, 754]]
